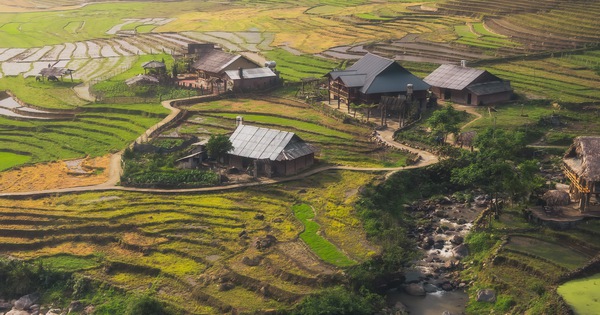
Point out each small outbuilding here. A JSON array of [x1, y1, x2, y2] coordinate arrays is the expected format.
[[191, 48, 260, 80], [227, 124, 315, 177], [563, 136, 600, 211], [142, 60, 166, 75], [39, 66, 74, 82], [424, 63, 512, 106], [223, 67, 279, 92]]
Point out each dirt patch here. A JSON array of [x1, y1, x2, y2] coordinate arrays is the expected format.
[[0, 155, 111, 192]]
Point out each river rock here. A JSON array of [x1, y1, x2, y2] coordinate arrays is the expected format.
[[442, 311, 457, 315], [453, 244, 469, 258], [13, 294, 39, 311], [0, 301, 11, 310], [68, 301, 83, 313], [476, 289, 496, 302], [404, 283, 426, 296], [423, 283, 438, 293], [45, 309, 62, 315], [450, 235, 464, 245], [441, 282, 454, 291], [83, 305, 95, 315], [5, 309, 30, 315]]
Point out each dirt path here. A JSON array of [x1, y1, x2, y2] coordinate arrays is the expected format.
[[1, 98, 470, 198]]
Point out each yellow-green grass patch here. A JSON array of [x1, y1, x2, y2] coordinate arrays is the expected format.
[[0, 152, 31, 171], [557, 273, 600, 315]]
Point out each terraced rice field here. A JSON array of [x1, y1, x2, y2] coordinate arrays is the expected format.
[[0, 103, 168, 168], [175, 96, 411, 167], [0, 169, 376, 313]]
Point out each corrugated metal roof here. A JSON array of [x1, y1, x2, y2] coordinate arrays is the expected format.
[[424, 64, 486, 90], [192, 50, 242, 74], [340, 74, 366, 87], [228, 125, 313, 161], [466, 81, 512, 95], [224, 67, 276, 80], [327, 53, 430, 94]]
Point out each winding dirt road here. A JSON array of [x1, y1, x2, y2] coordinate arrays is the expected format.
[[0, 97, 442, 198]]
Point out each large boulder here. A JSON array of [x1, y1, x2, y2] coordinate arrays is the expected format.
[[5, 309, 30, 315], [453, 244, 469, 259], [476, 289, 496, 303], [404, 283, 426, 296], [13, 294, 39, 311]]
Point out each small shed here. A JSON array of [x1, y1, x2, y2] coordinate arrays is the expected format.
[[175, 139, 208, 169], [142, 60, 166, 74], [223, 67, 278, 92], [563, 136, 600, 211], [39, 67, 74, 82], [227, 124, 315, 177], [424, 63, 512, 105]]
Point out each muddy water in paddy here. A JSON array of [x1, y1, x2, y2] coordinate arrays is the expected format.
[[388, 198, 486, 314]]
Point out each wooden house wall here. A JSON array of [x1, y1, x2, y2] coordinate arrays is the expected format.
[[231, 76, 278, 91]]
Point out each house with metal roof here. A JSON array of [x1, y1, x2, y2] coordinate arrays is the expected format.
[[227, 124, 315, 177], [223, 67, 279, 92], [324, 53, 430, 106], [191, 49, 259, 80], [424, 63, 512, 106]]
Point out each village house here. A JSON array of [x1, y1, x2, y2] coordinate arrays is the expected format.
[[190, 44, 259, 83], [325, 53, 430, 107], [424, 62, 513, 106], [563, 136, 600, 212], [227, 123, 315, 177], [223, 67, 279, 92]]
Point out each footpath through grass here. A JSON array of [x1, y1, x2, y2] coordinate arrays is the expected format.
[[292, 203, 355, 267]]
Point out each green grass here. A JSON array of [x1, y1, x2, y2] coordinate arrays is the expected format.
[[34, 254, 100, 272], [506, 236, 590, 270], [292, 203, 356, 267], [0, 104, 168, 168], [0, 152, 31, 171], [0, 76, 87, 109], [557, 273, 600, 315]]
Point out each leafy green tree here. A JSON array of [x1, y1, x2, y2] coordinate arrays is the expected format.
[[451, 128, 543, 216], [427, 105, 463, 143], [206, 134, 234, 162]]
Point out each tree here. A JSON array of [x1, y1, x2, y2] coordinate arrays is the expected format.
[[426, 105, 463, 143], [451, 128, 543, 217], [206, 134, 233, 162]]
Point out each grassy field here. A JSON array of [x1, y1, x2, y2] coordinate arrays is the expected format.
[[558, 273, 600, 315], [0, 170, 377, 313], [0, 151, 31, 171], [178, 97, 410, 167], [0, 103, 168, 168], [293, 203, 356, 267]]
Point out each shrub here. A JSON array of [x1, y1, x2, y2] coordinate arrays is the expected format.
[[291, 286, 382, 315]]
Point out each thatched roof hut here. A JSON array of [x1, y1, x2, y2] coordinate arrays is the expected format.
[[564, 136, 600, 182], [542, 190, 571, 207]]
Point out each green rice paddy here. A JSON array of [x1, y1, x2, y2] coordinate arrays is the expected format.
[[292, 203, 355, 267], [558, 273, 600, 315], [0, 152, 31, 171]]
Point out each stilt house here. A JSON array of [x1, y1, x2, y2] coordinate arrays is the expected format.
[[563, 136, 600, 211], [325, 53, 430, 107]]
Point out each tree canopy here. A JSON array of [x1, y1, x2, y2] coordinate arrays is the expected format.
[[206, 134, 234, 162], [427, 105, 464, 143]]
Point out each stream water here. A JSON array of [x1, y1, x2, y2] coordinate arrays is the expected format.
[[386, 197, 486, 314]]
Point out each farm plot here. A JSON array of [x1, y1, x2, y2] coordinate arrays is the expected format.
[[0, 171, 375, 312], [179, 97, 411, 167], [0, 102, 168, 168], [558, 273, 600, 315], [485, 55, 600, 103]]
